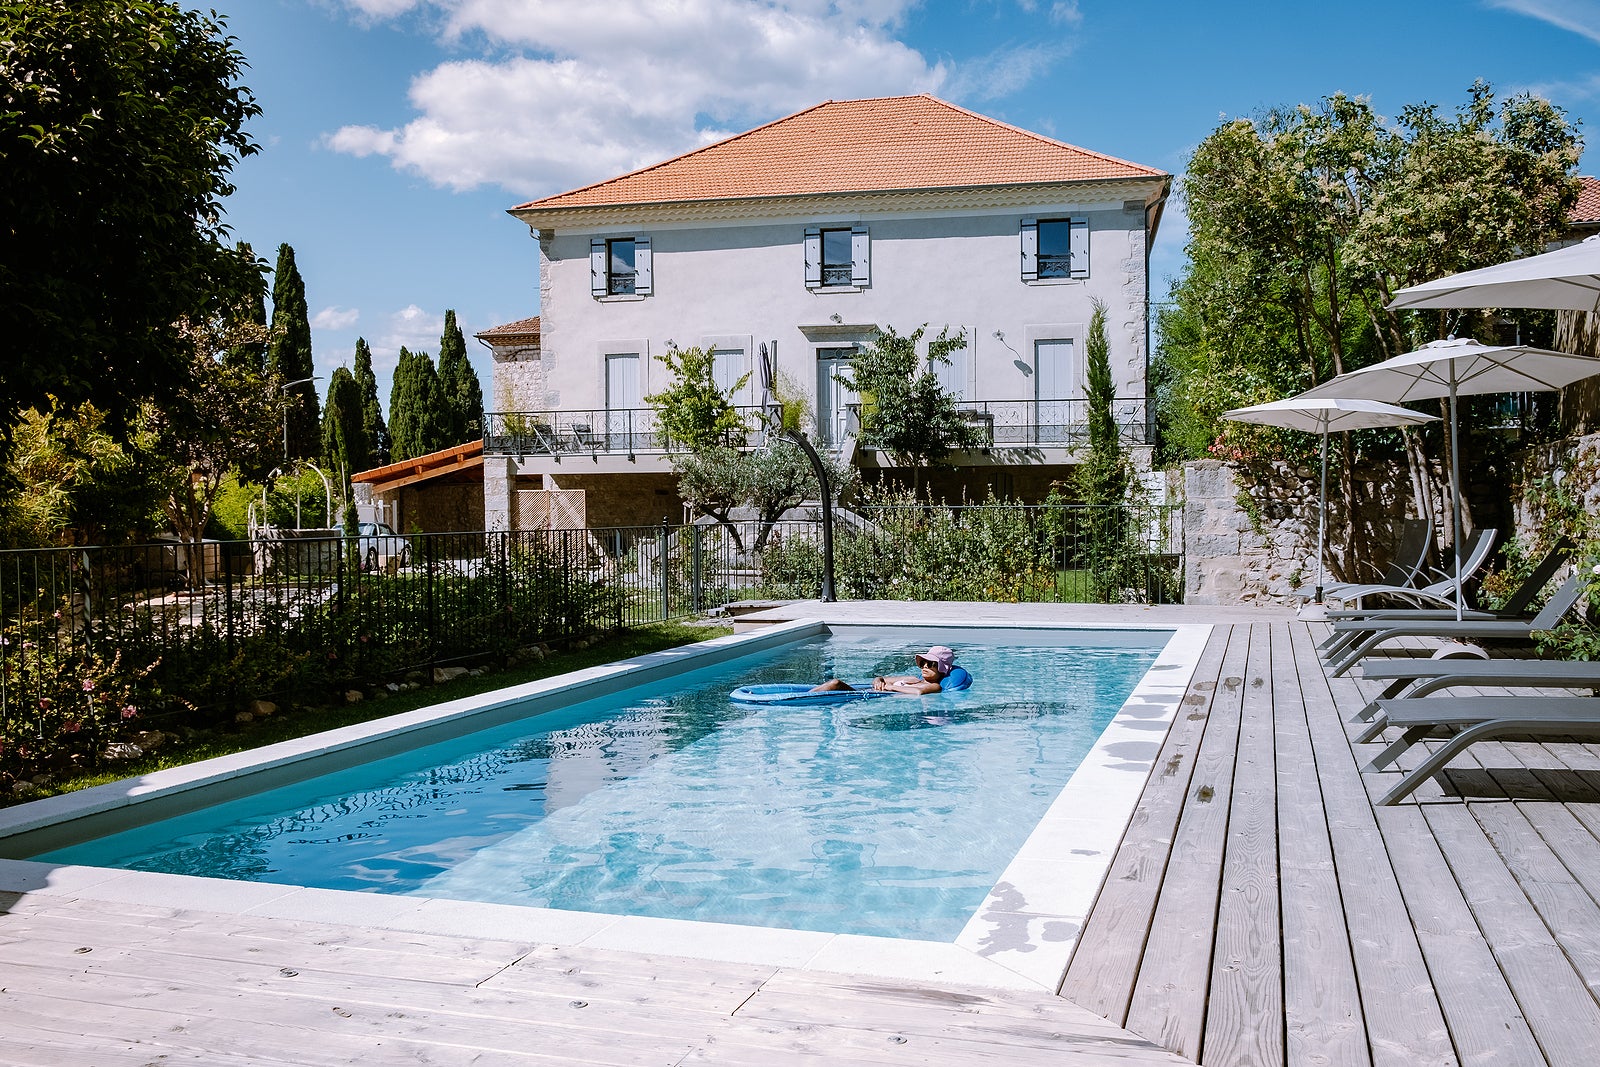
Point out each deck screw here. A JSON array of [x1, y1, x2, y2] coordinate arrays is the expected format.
[[887, 1035, 907, 1044], [569, 1000, 588, 1009], [279, 967, 299, 977], [73, 947, 91, 954]]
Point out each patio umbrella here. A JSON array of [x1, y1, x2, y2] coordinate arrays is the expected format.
[[1389, 235, 1600, 312], [1301, 338, 1600, 618], [1221, 397, 1438, 613]]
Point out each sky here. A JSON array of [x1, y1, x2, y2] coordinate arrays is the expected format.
[[218, 0, 1600, 412]]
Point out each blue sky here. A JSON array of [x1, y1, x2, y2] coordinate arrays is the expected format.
[[219, 0, 1600, 411]]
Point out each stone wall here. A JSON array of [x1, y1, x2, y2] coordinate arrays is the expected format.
[[1508, 430, 1600, 544]]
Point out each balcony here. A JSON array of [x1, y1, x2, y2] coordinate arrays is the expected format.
[[485, 398, 1151, 459]]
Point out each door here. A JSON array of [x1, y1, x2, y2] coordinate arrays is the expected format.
[[605, 352, 641, 449], [712, 348, 747, 406], [816, 347, 857, 448], [1033, 339, 1076, 444]]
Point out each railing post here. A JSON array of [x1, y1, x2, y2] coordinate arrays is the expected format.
[[223, 540, 235, 657], [425, 535, 436, 678], [658, 517, 671, 621], [691, 522, 703, 614]]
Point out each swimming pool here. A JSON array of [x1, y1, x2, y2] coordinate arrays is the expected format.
[[0, 618, 1209, 990]]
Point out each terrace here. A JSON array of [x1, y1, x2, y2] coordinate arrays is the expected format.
[[4, 604, 1597, 1064]]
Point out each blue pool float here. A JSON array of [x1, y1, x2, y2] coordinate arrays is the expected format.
[[729, 683, 895, 706]]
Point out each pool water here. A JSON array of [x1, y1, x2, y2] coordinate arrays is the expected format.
[[37, 633, 1164, 940]]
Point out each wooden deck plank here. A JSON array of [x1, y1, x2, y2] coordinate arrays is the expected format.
[[1200, 623, 1284, 1067], [1286, 623, 1455, 1067], [1059, 624, 1236, 1022], [1273, 623, 1371, 1067], [1422, 802, 1600, 1065], [1122, 625, 1253, 1058]]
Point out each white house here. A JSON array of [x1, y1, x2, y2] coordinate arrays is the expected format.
[[483, 94, 1170, 530]]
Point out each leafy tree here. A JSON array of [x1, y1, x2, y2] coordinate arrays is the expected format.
[[320, 367, 370, 481], [1159, 83, 1580, 573], [835, 325, 981, 495], [645, 345, 749, 451], [388, 347, 448, 461], [436, 310, 485, 445], [1074, 301, 1136, 600], [675, 439, 854, 552], [353, 338, 390, 468], [267, 243, 319, 460], [0, 1, 260, 460], [140, 314, 281, 549], [226, 241, 270, 373]]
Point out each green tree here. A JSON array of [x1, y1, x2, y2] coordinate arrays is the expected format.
[[0, 1, 260, 460], [353, 338, 390, 468], [436, 309, 485, 445], [388, 347, 447, 461], [267, 243, 319, 460], [645, 345, 748, 452], [835, 325, 981, 496], [1159, 83, 1580, 574], [226, 241, 270, 373], [320, 366, 370, 481], [1074, 301, 1136, 601]]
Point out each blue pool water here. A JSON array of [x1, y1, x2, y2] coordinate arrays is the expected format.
[[37, 632, 1165, 940]]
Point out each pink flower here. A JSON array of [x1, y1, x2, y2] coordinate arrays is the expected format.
[[121, 705, 138, 720], [81, 679, 96, 692], [61, 719, 81, 734], [38, 698, 51, 710]]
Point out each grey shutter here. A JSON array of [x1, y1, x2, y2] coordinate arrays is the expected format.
[[590, 238, 606, 296], [851, 223, 869, 287], [635, 235, 652, 295], [1069, 217, 1090, 278], [1020, 218, 1038, 282], [804, 227, 821, 287]]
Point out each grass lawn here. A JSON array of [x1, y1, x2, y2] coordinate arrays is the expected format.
[[10, 620, 732, 807]]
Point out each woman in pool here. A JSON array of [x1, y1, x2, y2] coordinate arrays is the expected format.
[[811, 645, 973, 695]]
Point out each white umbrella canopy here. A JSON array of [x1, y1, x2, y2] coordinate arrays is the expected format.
[[1221, 397, 1438, 609], [1389, 235, 1600, 313], [1301, 338, 1600, 617]]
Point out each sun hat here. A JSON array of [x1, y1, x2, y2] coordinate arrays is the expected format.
[[915, 645, 956, 676]]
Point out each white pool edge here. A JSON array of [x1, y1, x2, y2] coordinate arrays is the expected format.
[[0, 616, 1211, 994]]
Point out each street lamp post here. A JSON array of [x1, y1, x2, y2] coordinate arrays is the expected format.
[[280, 376, 320, 462]]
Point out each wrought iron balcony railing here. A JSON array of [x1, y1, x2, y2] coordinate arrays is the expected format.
[[485, 398, 1150, 458]]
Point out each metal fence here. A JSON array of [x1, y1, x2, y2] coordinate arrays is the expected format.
[[0, 507, 1181, 776]]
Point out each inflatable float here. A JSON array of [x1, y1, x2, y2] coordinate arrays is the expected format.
[[728, 683, 895, 706]]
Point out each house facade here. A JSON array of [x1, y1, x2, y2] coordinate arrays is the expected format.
[[483, 95, 1170, 529]]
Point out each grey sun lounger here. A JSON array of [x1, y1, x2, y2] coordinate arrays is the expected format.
[[1321, 527, 1496, 613], [1307, 517, 1433, 602], [1325, 572, 1587, 677], [1318, 537, 1574, 659], [1362, 695, 1600, 805], [1350, 658, 1600, 732]]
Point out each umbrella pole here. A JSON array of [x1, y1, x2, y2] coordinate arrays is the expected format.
[[1449, 376, 1463, 622], [1316, 427, 1328, 603]]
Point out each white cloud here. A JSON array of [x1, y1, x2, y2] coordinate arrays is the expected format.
[[312, 306, 361, 330], [366, 304, 446, 373], [1486, 0, 1600, 44], [326, 0, 1067, 197], [1049, 1, 1082, 26], [340, 0, 425, 16]]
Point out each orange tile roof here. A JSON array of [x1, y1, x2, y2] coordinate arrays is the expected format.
[[516, 96, 1165, 212], [474, 316, 540, 345], [352, 440, 482, 487], [1572, 176, 1600, 224]]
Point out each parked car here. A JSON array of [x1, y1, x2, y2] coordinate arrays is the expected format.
[[333, 521, 411, 570]]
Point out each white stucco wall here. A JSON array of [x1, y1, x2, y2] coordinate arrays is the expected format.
[[520, 196, 1154, 418]]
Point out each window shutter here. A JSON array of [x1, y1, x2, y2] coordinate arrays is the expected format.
[[634, 235, 652, 295], [1069, 217, 1090, 278], [590, 238, 606, 296], [804, 227, 821, 287], [851, 223, 869, 287], [1020, 218, 1038, 282]]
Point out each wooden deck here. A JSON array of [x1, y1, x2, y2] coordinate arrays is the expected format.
[[5, 619, 1600, 1064]]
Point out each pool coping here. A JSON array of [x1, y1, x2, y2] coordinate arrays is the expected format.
[[0, 615, 1211, 994]]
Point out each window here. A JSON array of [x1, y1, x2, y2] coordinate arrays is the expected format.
[[804, 224, 869, 288], [1020, 217, 1088, 281], [590, 236, 653, 297], [712, 348, 746, 400]]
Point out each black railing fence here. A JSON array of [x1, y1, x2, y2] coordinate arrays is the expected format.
[[0, 507, 1180, 783]]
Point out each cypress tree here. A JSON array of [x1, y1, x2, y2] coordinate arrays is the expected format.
[[320, 366, 369, 481], [226, 241, 269, 373], [388, 347, 447, 461], [267, 243, 319, 459], [436, 309, 484, 444], [1073, 299, 1135, 601], [352, 338, 390, 468]]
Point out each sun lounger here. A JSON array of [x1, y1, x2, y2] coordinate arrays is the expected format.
[[1362, 695, 1600, 805], [1309, 517, 1433, 601], [1323, 527, 1495, 612], [1350, 656, 1600, 727], [1318, 537, 1574, 659], [1325, 573, 1587, 677]]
